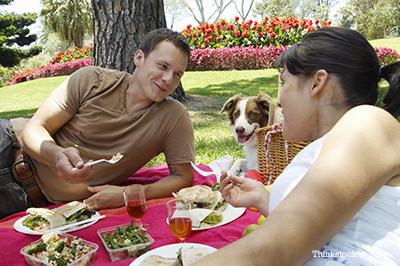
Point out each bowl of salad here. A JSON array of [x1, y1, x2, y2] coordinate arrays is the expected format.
[[97, 222, 154, 262], [20, 232, 98, 266]]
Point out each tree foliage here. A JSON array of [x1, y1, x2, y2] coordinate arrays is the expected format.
[[232, 0, 256, 21], [336, 0, 400, 39], [164, 0, 188, 29], [40, 0, 93, 48], [253, 0, 294, 19], [183, 0, 234, 25], [0, 0, 42, 67]]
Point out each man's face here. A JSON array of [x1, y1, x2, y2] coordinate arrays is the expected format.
[[134, 41, 188, 102]]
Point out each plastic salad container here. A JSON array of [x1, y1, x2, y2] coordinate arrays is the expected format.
[[20, 232, 98, 266], [97, 223, 154, 262]]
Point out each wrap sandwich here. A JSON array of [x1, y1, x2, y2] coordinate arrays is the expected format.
[[22, 208, 66, 233], [54, 201, 96, 223], [177, 247, 209, 265], [139, 255, 179, 266], [173, 185, 227, 211], [138, 247, 209, 266], [189, 208, 223, 228]]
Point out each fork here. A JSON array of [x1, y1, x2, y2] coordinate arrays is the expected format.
[[191, 161, 241, 186], [190, 161, 217, 176], [72, 153, 124, 170]]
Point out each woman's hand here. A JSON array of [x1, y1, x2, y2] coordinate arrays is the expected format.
[[220, 171, 269, 214]]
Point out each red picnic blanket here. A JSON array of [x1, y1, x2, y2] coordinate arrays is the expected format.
[[0, 164, 261, 265]]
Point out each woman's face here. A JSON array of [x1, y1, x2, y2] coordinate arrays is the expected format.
[[277, 67, 317, 142]]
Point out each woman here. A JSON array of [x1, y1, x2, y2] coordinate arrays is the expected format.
[[193, 27, 400, 265]]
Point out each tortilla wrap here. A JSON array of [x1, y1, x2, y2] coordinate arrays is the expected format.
[[189, 208, 214, 228], [176, 185, 220, 209], [26, 208, 66, 229], [54, 201, 87, 218], [181, 247, 209, 266], [139, 255, 178, 266]]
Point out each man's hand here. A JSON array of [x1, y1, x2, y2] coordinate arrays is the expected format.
[[84, 185, 125, 210], [54, 146, 92, 184]]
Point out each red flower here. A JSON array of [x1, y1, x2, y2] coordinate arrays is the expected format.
[[234, 30, 240, 36], [235, 16, 239, 21]]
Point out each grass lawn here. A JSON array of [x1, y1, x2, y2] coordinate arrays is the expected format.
[[0, 69, 280, 167], [370, 37, 400, 52]]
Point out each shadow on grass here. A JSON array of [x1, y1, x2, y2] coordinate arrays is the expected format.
[[0, 109, 37, 120], [187, 75, 279, 100]]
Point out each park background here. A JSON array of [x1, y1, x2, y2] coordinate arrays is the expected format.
[[1, 0, 399, 166]]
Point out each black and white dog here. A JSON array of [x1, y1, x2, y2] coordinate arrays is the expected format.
[[221, 92, 282, 176]]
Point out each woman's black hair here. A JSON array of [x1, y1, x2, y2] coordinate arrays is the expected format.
[[275, 27, 400, 118]]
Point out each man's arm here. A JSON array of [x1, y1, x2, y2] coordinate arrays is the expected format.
[[145, 162, 194, 198], [21, 96, 92, 183]]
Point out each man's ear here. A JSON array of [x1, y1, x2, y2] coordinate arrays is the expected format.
[[310, 69, 329, 97], [134, 49, 144, 67]]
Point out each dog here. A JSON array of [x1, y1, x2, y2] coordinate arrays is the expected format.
[[221, 92, 282, 176]]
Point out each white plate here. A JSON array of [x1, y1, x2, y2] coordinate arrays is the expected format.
[[167, 203, 246, 231], [130, 243, 217, 266], [14, 211, 101, 235]]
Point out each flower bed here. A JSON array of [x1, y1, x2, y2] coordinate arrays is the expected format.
[[188, 45, 289, 71]]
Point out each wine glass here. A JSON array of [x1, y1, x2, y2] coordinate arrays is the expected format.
[[166, 199, 192, 243], [123, 184, 149, 230]]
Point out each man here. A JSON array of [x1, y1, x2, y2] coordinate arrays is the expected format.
[[0, 28, 195, 219]]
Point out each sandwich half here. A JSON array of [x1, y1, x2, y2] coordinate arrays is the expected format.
[[54, 201, 96, 223], [174, 185, 225, 210], [22, 208, 66, 232], [178, 247, 209, 266], [139, 255, 179, 266]]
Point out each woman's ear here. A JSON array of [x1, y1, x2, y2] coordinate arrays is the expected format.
[[310, 69, 329, 97]]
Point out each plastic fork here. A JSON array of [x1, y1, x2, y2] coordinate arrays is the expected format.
[[190, 161, 217, 176], [72, 153, 124, 170], [191, 161, 241, 186]]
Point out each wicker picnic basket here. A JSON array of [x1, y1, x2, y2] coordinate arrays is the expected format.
[[256, 125, 312, 185]]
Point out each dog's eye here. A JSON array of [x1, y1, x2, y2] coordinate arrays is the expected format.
[[234, 111, 240, 118], [248, 112, 259, 119]]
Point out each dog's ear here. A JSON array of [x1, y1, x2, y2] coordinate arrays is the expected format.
[[257, 92, 278, 126], [220, 94, 243, 114]]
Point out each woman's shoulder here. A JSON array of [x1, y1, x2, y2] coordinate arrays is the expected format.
[[341, 105, 399, 131], [331, 105, 400, 148]]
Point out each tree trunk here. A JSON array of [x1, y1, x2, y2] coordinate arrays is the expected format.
[[91, 0, 166, 73], [91, 0, 187, 101], [168, 82, 187, 102]]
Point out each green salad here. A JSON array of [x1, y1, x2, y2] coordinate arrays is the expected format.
[[23, 233, 95, 266]]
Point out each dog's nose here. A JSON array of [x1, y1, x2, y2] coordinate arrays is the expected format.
[[236, 126, 245, 135]]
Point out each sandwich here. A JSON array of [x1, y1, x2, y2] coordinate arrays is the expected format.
[[139, 255, 179, 266], [22, 201, 96, 232], [189, 208, 223, 228], [22, 208, 66, 233], [177, 247, 209, 265], [173, 185, 227, 211], [54, 201, 96, 223], [139, 247, 209, 266]]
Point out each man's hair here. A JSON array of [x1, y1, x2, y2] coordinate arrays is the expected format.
[[139, 28, 191, 62]]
